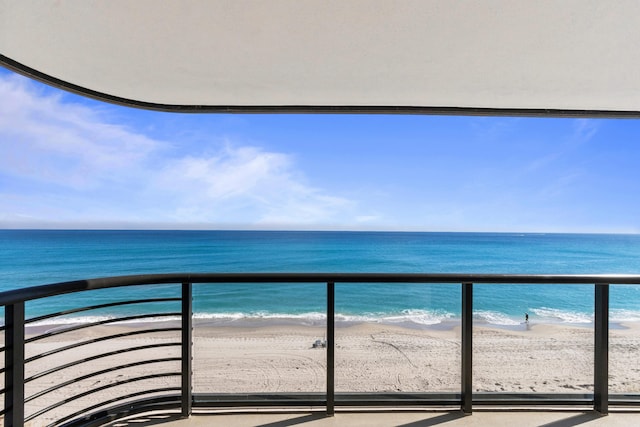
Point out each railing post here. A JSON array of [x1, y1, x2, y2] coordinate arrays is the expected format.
[[594, 283, 609, 414], [4, 302, 25, 427], [181, 282, 193, 418], [326, 282, 335, 416], [461, 282, 473, 414]]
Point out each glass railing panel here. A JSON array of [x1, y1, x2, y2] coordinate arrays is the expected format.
[[473, 284, 594, 394], [334, 283, 461, 394], [609, 284, 640, 395], [5, 274, 640, 423], [192, 282, 327, 395]]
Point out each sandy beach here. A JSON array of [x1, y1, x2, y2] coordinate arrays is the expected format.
[[192, 321, 640, 395], [14, 320, 640, 425]]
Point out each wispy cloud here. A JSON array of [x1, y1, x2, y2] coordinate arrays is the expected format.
[[0, 74, 354, 227], [155, 143, 354, 224], [525, 118, 599, 174], [572, 118, 599, 142], [0, 74, 163, 190]]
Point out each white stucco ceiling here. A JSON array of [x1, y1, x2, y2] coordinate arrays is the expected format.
[[1, 0, 639, 114]]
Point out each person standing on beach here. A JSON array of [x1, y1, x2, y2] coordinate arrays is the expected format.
[[525, 313, 529, 323]]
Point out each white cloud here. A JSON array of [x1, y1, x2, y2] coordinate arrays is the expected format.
[[0, 74, 163, 190], [0, 74, 355, 227], [154, 143, 354, 223]]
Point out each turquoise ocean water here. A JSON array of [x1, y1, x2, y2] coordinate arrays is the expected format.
[[2, 230, 640, 327]]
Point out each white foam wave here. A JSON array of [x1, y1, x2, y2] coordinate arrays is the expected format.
[[381, 309, 454, 326], [27, 314, 181, 328], [193, 309, 455, 326], [194, 311, 327, 323], [473, 310, 520, 326], [17, 307, 640, 329], [331, 309, 454, 326], [610, 309, 640, 323], [29, 315, 116, 326], [22, 307, 596, 329], [194, 312, 252, 321], [530, 307, 592, 324]]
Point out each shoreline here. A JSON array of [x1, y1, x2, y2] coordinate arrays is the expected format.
[[23, 314, 636, 335]]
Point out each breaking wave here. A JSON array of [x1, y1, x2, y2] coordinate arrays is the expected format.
[[530, 307, 592, 324], [21, 307, 640, 330]]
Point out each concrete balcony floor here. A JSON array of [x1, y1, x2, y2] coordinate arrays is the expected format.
[[108, 410, 640, 427]]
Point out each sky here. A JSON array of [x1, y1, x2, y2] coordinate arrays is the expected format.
[[1, 67, 640, 233]]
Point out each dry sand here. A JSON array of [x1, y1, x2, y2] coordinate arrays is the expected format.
[[192, 321, 640, 395], [12, 321, 640, 426]]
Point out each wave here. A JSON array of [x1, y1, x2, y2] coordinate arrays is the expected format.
[[21, 307, 640, 329], [22, 309, 455, 328], [195, 309, 455, 327], [194, 311, 326, 321], [194, 311, 327, 326], [473, 310, 520, 326], [332, 309, 455, 326], [610, 309, 640, 323], [529, 307, 592, 324], [527, 307, 640, 325], [27, 314, 181, 328]]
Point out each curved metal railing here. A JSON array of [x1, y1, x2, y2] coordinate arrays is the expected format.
[[2, 273, 640, 426]]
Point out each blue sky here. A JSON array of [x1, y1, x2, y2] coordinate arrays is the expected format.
[[1, 68, 639, 233]]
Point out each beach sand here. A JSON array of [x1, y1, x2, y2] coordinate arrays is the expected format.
[[13, 321, 640, 426]]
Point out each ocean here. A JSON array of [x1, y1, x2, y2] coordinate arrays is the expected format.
[[2, 230, 640, 327]]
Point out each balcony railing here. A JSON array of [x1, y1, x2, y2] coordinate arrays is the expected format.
[[2, 273, 640, 426]]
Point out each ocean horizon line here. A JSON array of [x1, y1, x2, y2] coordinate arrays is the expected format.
[[2, 227, 639, 235]]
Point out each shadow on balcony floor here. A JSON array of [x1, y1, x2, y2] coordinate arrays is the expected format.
[[105, 410, 640, 427]]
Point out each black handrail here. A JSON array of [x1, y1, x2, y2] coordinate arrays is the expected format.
[[3, 272, 640, 306], [3, 272, 640, 426]]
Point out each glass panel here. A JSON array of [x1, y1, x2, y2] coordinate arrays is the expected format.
[[193, 282, 327, 394], [609, 284, 640, 394], [335, 283, 461, 394], [473, 284, 593, 393]]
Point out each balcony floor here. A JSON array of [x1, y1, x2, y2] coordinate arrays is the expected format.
[[108, 410, 640, 427]]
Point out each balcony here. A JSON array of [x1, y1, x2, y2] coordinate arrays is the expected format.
[[2, 273, 640, 426]]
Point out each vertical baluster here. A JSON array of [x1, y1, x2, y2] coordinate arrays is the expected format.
[[594, 283, 609, 414], [4, 302, 25, 427], [181, 282, 193, 418], [461, 282, 473, 414], [326, 282, 335, 416]]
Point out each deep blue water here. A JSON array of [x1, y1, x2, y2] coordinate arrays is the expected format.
[[2, 230, 640, 327]]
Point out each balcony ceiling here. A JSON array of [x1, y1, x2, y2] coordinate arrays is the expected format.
[[1, 1, 639, 115]]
